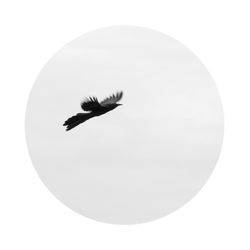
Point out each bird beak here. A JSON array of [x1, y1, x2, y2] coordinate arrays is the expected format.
[[118, 104, 123, 106]]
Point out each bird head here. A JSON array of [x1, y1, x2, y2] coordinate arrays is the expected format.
[[109, 103, 122, 110], [112, 103, 122, 109]]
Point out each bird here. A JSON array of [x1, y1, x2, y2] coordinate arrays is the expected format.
[[63, 91, 123, 131]]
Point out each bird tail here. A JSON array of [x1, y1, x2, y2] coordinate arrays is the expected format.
[[63, 113, 93, 131]]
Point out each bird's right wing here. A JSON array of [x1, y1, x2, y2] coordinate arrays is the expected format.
[[81, 96, 101, 111], [100, 91, 123, 106]]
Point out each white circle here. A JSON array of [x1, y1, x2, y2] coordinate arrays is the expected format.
[[26, 26, 223, 224]]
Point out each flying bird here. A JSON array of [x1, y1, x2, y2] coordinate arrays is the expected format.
[[63, 91, 123, 131]]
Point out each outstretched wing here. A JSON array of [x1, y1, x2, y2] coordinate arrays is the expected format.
[[63, 113, 93, 131], [100, 91, 123, 106], [81, 96, 101, 111]]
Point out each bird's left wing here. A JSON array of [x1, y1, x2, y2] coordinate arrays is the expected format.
[[100, 91, 123, 106], [81, 96, 101, 111]]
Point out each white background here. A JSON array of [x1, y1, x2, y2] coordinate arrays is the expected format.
[[0, 0, 249, 249]]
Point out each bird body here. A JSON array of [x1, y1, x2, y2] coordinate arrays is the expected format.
[[63, 91, 123, 131]]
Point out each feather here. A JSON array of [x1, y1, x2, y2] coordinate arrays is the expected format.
[[100, 91, 123, 106], [63, 113, 93, 131], [80, 96, 101, 111]]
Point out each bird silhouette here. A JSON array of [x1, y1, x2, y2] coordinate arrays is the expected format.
[[63, 91, 123, 131]]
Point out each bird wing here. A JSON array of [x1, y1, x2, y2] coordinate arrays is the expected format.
[[81, 96, 101, 111], [63, 113, 93, 131], [100, 91, 123, 106]]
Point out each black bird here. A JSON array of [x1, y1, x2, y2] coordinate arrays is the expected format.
[[63, 91, 123, 131]]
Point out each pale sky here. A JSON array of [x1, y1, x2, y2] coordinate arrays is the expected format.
[[26, 26, 223, 224]]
